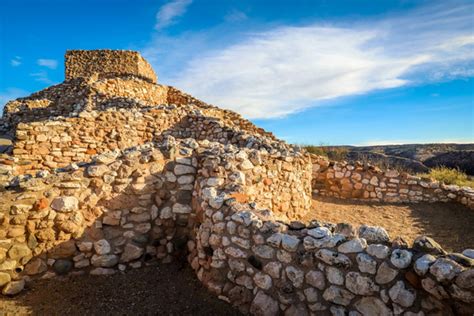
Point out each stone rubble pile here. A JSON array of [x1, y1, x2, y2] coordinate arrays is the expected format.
[[0, 50, 472, 315]]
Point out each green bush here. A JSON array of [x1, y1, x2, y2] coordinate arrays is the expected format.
[[421, 167, 474, 187]]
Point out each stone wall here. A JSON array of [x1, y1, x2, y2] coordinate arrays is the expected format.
[[1, 50, 472, 315], [9, 106, 184, 173], [0, 140, 197, 286], [65, 50, 157, 83], [1, 75, 284, 176], [0, 139, 314, 299], [312, 155, 474, 210], [190, 147, 474, 315]]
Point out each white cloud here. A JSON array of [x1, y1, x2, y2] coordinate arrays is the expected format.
[[155, 0, 192, 30], [37, 58, 58, 69], [144, 2, 474, 119], [10, 56, 21, 67], [0, 88, 29, 111], [30, 71, 54, 84]]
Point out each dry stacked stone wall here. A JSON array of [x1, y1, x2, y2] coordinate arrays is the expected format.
[[0, 50, 473, 315], [312, 155, 474, 210], [65, 50, 158, 83], [190, 145, 474, 316]]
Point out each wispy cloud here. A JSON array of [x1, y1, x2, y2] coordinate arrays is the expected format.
[[30, 71, 54, 84], [155, 0, 192, 30], [144, 2, 474, 119], [37, 58, 58, 69], [10, 56, 21, 67], [224, 9, 248, 23], [0, 88, 29, 110]]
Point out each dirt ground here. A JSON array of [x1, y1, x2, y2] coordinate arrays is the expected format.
[[307, 196, 474, 252], [0, 264, 241, 316]]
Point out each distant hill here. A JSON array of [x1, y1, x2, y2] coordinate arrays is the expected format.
[[304, 143, 474, 175]]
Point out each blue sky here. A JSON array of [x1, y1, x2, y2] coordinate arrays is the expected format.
[[0, 0, 473, 145]]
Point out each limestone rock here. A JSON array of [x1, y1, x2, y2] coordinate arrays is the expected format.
[[304, 287, 318, 303], [285, 266, 304, 288], [345, 271, 379, 295], [390, 249, 412, 269], [338, 238, 367, 253], [326, 266, 344, 285], [281, 234, 300, 252], [91, 254, 119, 267], [266, 233, 282, 247], [354, 297, 392, 316], [0, 272, 11, 287], [250, 291, 279, 316], [86, 164, 109, 177], [356, 253, 377, 274], [24, 258, 48, 275], [456, 269, 474, 289], [412, 236, 446, 255], [421, 277, 450, 300], [2, 279, 25, 295], [315, 249, 352, 268], [94, 151, 119, 164], [305, 270, 325, 290], [225, 247, 247, 258], [8, 244, 31, 260], [429, 258, 463, 282], [388, 281, 416, 307], [174, 164, 195, 175], [414, 254, 436, 276], [463, 249, 474, 259], [376, 262, 398, 284], [120, 243, 144, 262], [323, 286, 355, 306], [253, 272, 272, 290], [263, 261, 281, 279], [172, 203, 192, 214], [366, 244, 390, 259], [308, 227, 331, 239], [358, 225, 389, 243], [94, 239, 111, 255], [51, 196, 79, 212], [252, 245, 274, 259]]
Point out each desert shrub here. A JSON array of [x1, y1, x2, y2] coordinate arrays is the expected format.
[[304, 145, 328, 157], [421, 167, 474, 187], [303, 144, 348, 161]]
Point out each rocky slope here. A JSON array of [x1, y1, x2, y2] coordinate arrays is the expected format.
[[314, 144, 474, 175]]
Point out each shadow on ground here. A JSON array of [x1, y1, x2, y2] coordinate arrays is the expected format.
[[309, 195, 474, 252], [0, 264, 241, 315]]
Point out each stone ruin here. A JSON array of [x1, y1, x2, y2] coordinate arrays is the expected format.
[[0, 50, 473, 315]]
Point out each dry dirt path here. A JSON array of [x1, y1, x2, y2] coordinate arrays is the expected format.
[[307, 196, 474, 252], [0, 264, 241, 316]]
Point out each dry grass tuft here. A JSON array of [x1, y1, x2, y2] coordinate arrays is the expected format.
[[420, 166, 474, 188]]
